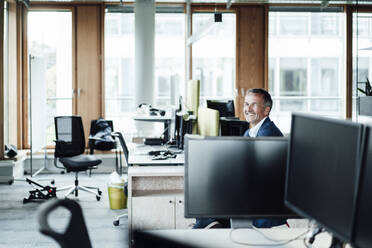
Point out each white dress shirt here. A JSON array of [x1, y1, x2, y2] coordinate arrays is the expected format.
[[248, 116, 268, 137]]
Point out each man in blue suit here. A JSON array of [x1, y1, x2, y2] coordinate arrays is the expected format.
[[193, 88, 286, 229], [242, 88, 286, 228], [243, 88, 282, 137]]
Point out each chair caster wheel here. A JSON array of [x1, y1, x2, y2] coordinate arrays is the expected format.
[[113, 220, 119, 226], [96, 196, 101, 201], [51, 180, 55, 185], [98, 190, 102, 195], [8, 180, 14, 185]]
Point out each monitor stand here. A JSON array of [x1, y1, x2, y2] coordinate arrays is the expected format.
[[230, 218, 253, 229], [329, 236, 344, 248]]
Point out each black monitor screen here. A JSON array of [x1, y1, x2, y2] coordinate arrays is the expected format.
[[285, 114, 363, 242], [206, 100, 235, 118], [220, 118, 249, 136], [185, 136, 296, 218], [353, 127, 372, 248], [174, 112, 192, 150]]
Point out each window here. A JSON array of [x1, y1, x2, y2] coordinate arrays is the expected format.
[[269, 11, 346, 133], [191, 12, 236, 105], [27, 11, 72, 146], [311, 13, 339, 36], [104, 6, 185, 136], [353, 13, 372, 120], [279, 14, 308, 36], [155, 12, 185, 107]]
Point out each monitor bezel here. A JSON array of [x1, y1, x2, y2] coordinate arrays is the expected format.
[[284, 113, 364, 243], [350, 125, 370, 248], [184, 135, 298, 219]]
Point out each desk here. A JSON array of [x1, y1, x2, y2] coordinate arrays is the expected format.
[[128, 144, 184, 166], [133, 116, 172, 143], [129, 154, 184, 165], [134, 228, 334, 248], [127, 147, 193, 246]]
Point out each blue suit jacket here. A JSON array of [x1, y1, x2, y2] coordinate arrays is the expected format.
[[243, 117, 283, 137], [243, 117, 286, 228]]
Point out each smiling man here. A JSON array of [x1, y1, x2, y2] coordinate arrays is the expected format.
[[243, 88, 286, 228], [243, 88, 283, 137], [193, 88, 285, 230]]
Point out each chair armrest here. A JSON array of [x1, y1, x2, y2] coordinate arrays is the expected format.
[[88, 136, 105, 141]]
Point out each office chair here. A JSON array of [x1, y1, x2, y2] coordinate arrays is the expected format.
[[111, 131, 129, 226], [88, 118, 116, 155], [38, 199, 92, 248], [54, 116, 102, 201], [88, 118, 117, 175]]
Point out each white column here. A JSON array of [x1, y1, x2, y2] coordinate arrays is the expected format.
[[134, 0, 155, 107], [134, 0, 158, 137]]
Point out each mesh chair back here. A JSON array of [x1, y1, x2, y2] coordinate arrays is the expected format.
[[113, 132, 129, 164], [54, 116, 85, 158]]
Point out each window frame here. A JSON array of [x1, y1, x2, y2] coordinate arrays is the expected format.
[[22, 5, 75, 149]]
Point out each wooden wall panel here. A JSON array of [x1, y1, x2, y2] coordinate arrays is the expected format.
[[8, 0, 18, 146], [346, 6, 352, 119], [235, 6, 266, 120], [0, 2, 4, 158], [76, 5, 102, 141], [16, 4, 23, 148]]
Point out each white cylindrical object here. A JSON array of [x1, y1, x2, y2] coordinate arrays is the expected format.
[[134, 0, 155, 107], [134, 0, 156, 137]]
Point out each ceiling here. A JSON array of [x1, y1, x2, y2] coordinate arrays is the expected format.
[[26, 0, 372, 4]]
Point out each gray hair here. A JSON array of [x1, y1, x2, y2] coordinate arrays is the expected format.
[[246, 88, 273, 110]]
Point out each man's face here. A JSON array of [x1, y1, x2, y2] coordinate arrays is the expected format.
[[244, 93, 270, 127]]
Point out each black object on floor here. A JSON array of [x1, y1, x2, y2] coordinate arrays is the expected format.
[[23, 178, 57, 204], [38, 199, 92, 248]]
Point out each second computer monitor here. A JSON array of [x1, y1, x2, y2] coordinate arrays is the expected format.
[[206, 100, 235, 118], [185, 136, 296, 218], [352, 126, 372, 248], [285, 113, 363, 243], [220, 118, 249, 136]]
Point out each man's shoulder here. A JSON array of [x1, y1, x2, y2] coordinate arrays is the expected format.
[[258, 118, 283, 137]]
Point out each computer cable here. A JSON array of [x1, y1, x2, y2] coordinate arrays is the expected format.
[[252, 226, 310, 242], [229, 227, 310, 247], [302, 227, 324, 247]]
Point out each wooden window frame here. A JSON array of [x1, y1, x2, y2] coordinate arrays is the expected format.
[[21, 5, 75, 149]]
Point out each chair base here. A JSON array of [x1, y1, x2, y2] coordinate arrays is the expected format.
[[113, 212, 128, 226], [56, 172, 102, 201]]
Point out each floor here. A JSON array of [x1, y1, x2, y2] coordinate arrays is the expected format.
[[0, 173, 129, 248]]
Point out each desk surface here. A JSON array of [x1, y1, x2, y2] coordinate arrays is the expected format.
[[135, 228, 334, 248], [128, 144, 184, 166], [133, 116, 172, 122], [128, 166, 184, 176], [128, 154, 184, 165]]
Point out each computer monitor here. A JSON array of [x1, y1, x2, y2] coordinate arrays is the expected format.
[[285, 113, 363, 244], [184, 135, 296, 218], [206, 100, 235, 118], [174, 112, 193, 149], [352, 126, 372, 248], [220, 118, 248, 136]]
